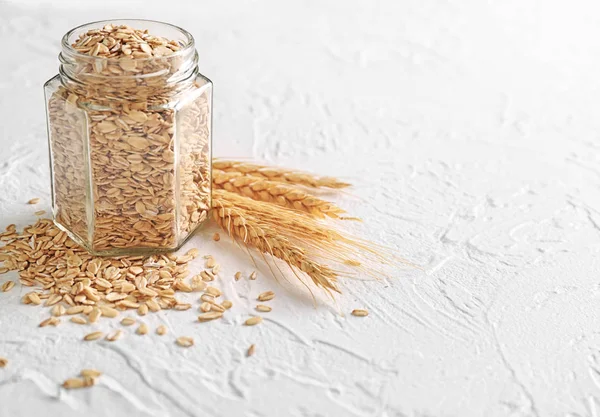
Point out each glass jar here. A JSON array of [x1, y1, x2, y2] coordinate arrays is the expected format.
[[44, 20, 212, 256]]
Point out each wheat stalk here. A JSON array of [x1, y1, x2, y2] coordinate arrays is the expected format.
[[211, 192, 340, 294], [213, 160, 350, 189], [212, 169, 345, 219]]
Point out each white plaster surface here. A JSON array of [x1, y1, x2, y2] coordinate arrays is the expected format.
[[1, 0, 600, 416]]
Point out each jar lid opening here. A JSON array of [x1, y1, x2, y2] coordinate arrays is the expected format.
[[61, 19, 195, 62]]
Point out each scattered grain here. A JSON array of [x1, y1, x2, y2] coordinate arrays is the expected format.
[[174, 303, 192, 311], [88, 307, 102, 323], [245, 316, 263, 326], [98, 306, 119, 318], [28, 293, 42, 305], [1, 281, 14, 292], [198, 311, 223, 322], [0, 357, 7, 368], [256, 304, 272, 312], [257, 291, 275, 302], [200, 270, 214, 282], [136, 323, 148, 335], [67, 306, 85, 315], [221, 300, 233, 310], [206, 286, 221, 297], [213, 232, 220, 241], [80, 369, 102, 378], [200, 293, 214, 302], [206, 257, 216, 268], [247, 344, 256, 357], [156, 325, 167, 336], [27, 198, 40, 205], [39, 317, 60, 327], [52, 304, 66, 317], [234, 271, 242, 281], [137, 304, 148, 316], [249, 271, 257, 280], [106, 330, 123, 342], [62, 378, 86, 389], [351, 309, 368, 317], [70, 316, 87, 325], [84, 331, 104, 341], [176, 336, 194, 347]]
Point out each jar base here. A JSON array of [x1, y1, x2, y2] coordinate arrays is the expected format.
[[52, 217, 208, 257]]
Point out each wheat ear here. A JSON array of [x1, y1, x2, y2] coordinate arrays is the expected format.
[[213, 189, 406, 269], [212, 169, 345, 219], [213, 160, 350, 189], [211, 194, 340, 294]]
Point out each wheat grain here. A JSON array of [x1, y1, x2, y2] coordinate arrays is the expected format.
[[245, 316, 262, 326], [81, 369, 102, 378], [88, 307, 101, 323], [106, 330, 123, 341], [206, 286, 221, 297], [136, 323, 148, 335], [63, 378, 86, 389], [156, 325, 167, 336], [190, 275, 207, 291], [249, 271, 257, 280], [27, 198, 40, 205], [351, 309, 368, 317], [52, 304, 66, 317], [206, 257, 216, 268], [71, 316, 87, 325], [200, 270, 214, 281], [257, 291, 275, 302], [137, 304, 148, 316], [213, 232, 220, 241], [1, 281, 14, 292], [207, 301, 225, 312], [198, 311, 222, 322], [247, 344, 256, 357], [121, 317, 136, 326], [213, 169, 345, 219], [39, 317, 60, 327], [234, 271, 242, 281], [213, 160, 350, 189], [98, 306, 119, 318], [221, 300, 233, 309], [176, 336, 194, 347], [146, 299, 161, 312], [67, 306, 85, 315], [256, 304, 272, 312], [200, 294, 214, 303], [28, 293, 42, 305], [0, 357, 7, 367], [84, 331, 103, 341]]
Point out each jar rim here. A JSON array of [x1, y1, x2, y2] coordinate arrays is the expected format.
[[61, 19, 195, 62]]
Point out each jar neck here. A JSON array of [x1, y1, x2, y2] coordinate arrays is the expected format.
[[58, 45, 199, 101]]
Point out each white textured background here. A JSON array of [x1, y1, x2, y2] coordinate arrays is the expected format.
[[1, 0, 600, 416]]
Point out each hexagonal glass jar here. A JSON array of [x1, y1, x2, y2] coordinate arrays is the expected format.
[[44, 20, 212, 256]]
